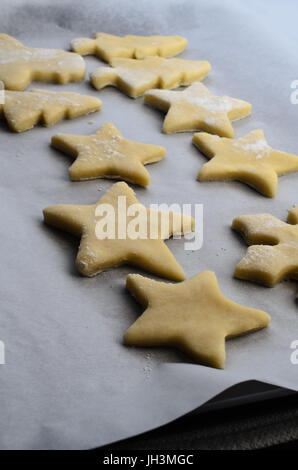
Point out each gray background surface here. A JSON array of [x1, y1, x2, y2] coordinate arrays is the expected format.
[[0, 0, 298, 450]]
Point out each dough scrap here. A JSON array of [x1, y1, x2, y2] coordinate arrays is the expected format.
[[43, 182, 194, 280], [144, 82, 251, 136], [124, 271, 270, 369], [233, 209, 298, 287], [90, 57, 211, 98], [51, 122, 166, 185], [70, 32, 187, 62], [193, 130, 298, 197], [0, 89, 102, 132], [0, 33, 85, 91]]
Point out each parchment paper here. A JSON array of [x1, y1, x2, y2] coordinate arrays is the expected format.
[[1, 0, 298, 450]]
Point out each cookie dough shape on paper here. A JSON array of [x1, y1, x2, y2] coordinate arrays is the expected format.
[[124, 271, 270, 369], [51, 122, 166, 185], [144, 82, 251, 136], [193, 130, 298, 197], [90, 57, 211, 98], [43, 182, 194, 280], [70, 33, 187, 62], [0, 34, 85, 91], [233, 209, 298, 287], [0, 89, 102, 132]]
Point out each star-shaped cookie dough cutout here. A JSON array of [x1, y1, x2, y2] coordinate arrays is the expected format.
[[193, 130, 298, 197], [43, 182, 194, 280], [0, 34, 85, 91], [90, 57, 211, 98], [232, 209, 298, 287], [124, 271, 270, 369], [0, 89, 102, 132], [144, 82, 251, 136], [51, 122, 166, 185], [70, 33, 187, 62]]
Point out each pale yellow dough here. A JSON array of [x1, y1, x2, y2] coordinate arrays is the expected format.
[[144, 82, 251, 136], [288, 206, 298, 225], [193, 130, 298, 197], [51, 122, 166, 185], [70, 33, 187, 62], [124, 271, 270, 369], [90, 57, 211, 98], [0, 34, 85, 91], [0, 89, 102, 132], [43, 182, 194, 280], [233, 209, 298, 287]]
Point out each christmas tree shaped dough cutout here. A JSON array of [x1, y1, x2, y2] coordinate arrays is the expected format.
[[124, 271, 270, 369], [0, 89, 102, 132], [0, 34, 85, 90], [70, 32, 187, 62], [90, 57, 211, 98]]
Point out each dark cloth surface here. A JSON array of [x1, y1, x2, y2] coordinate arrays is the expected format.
[[100, 392, 298, 450]]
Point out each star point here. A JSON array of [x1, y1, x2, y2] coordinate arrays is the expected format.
[[124, 271, 270, 369]]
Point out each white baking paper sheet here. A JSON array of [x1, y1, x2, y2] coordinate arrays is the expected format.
[[1, 0, 298, 450]]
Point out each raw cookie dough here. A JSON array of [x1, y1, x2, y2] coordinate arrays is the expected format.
[[43, 182, 194, 280], [0, 89, 102, 132], [233, 210, 298, 287], [90, 57, 211, 98], [0, 33, 85, 91], [51, 122, 166, 185], [70, 33, 187, 62], [124, 271, 270, 369], [144, 82, 251, 136], [288, 206, 298, 224], [193, 130, 298, 198]]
